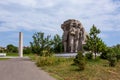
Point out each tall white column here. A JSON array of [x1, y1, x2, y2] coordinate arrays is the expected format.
[[19, 32, 23, 57]]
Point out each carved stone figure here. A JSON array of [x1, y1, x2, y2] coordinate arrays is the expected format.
[[61, 19, 86, 53]]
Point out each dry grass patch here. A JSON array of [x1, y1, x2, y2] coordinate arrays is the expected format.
[[39, 57, 120, 80], [31, 55, 120, 80]]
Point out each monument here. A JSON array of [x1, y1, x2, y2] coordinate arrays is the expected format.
[[19, 32, 23, 57], [61, 19, 86, 53]]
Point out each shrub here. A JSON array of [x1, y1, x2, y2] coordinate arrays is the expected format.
[[40, 50, 53, 57], [107, 53, 117, 67], [85, 52, 93, 59], [112, 47, 120, 61], [23, 47, 31, 54], [74, 51, 86, 70], [108, 57, 117, 67], [36, 56, 56, 66], [100, 52, 108, 59], [116, 54, 120, 61], [36, 56, 66, 67], [100, 48, 113, 59]]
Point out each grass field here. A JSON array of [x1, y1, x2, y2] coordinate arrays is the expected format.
[[0, 58, 10, 60], [6, 53, 19, 56], [6, 53, 34, 57], [40, 58, 120, 80], [0, 53, 33, 60]]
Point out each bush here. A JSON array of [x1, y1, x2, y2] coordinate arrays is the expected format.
[[112, 46, 120, 61], [74, 51, 86, 70], [36, 56, 66, 67], [36, 56, 56, 66], [40, 50, 53, 57], [85, 52, 93, 59], [108, 57, 117, 67], [100, 48, 113, 59], [116, 54, 120, 61], [100, 52, 108, 59], [23, 47, 31, 54], [107, 53, 117, 67]]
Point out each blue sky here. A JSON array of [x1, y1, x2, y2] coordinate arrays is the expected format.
[[0, 0, 120, 47]]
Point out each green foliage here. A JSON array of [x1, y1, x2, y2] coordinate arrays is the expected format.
[[6, 44, 18, 53], [116, 54, 120, 61], [100, 48, 110, 59], [30, 32, 53, 56], [30, 32, 63, 56], [107, 49, 117, 67], [74, 51, 86, 70], [6, 53, 18, 56], [36, 56, 66, 67], [85, 52, 93, 59], [23, 47, 31, 54], [41, 50, 53, 56], [100, 52, 108, 59], [85, 25, 107, 58], [52, 34, 63, 53], [0, 47, 6, 53], [112, 44, 120, 61], [100, 47, 118, 67], [108, 57, 117, 67]]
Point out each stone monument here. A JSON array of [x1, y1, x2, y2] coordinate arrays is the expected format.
[[19, 32, 23, 57], [61, 19, 86, 53]]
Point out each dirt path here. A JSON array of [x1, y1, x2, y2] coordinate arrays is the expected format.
[[0, 58, 56, 80]]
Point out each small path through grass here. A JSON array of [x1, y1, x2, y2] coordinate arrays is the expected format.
[[0, 58, 55, 80]]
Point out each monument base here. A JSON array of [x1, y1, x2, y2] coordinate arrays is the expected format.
[[54, 53, 77, 57], [54, 52, 101, 58]]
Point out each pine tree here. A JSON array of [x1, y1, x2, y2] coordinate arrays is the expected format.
[[74, 51, 86, 70], [85, 25, 106, 59]]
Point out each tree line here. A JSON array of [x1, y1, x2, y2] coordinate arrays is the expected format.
[[0, 33, 63, 55], [30, 33, 63, 56]]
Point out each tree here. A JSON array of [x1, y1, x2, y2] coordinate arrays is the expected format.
[[52, 34, 63, 53], [111, 44, 120, 61], [30, 32, 53, 56], [23, 47, 32, 54], [107, 48, 117, 67], [6, 44, 18, 53], [100, 47, 109, 59], [0, 47, 6, 53], [85, 25, 106, 59], [74, 51, 86, 70]]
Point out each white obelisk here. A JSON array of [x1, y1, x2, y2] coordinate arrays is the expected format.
[[19, 32, 23, 57]]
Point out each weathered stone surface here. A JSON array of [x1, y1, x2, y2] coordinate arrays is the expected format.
[[61, 19, 86, 53]]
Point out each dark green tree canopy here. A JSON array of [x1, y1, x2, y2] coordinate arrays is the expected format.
[[6, 44, 18, 53]]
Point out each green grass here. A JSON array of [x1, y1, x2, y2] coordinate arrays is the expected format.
[[6, 53, 34, 57], [24, 53, 36, 61], [6, 53, 19, 56], [38, 57, 120, 80], [0, 58, 10, 60], [23, 53, 34, 57]]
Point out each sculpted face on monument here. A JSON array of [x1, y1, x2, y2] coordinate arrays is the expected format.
[[61, 19, 86, 53]]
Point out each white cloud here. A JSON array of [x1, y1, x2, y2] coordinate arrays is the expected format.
[[0, 0, 37, 8], [0, 0, 120, 34], [0, 0, 120, 47]]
